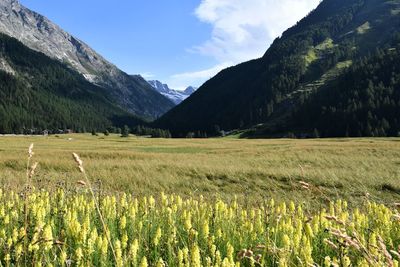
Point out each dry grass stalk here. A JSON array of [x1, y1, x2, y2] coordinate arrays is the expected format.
[[24, 143, 37, 266], [323, 238, 338, 250], [330, 228, 361, 251], [72, 152, 117, 265], [77, 180, 87, 186], [325, 215, 346, 226], [378, 235, 394, 267], [390, 250, 400, 260], [299, 181, 310, 190], [393, 214, 400, 221], [28, 143, 34, 159], [28, 162, 38, 180]]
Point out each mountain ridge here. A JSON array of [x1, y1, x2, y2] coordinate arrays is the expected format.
[[155, 0, 400, 137], [0, 0, 174, 119]]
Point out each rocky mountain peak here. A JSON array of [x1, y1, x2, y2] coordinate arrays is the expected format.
[[184, 86, 197, 95], [148, 80, 197, 105], [0, 0, 175, 118], [0, 0, 20, 11]]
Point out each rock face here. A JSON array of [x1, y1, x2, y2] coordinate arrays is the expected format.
[[147, 80, 197, 105], [0, 0, 174, 119]]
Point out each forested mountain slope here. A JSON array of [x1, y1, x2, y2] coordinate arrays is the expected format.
[[156, 0, 400, 137], [0, 34, 143, 134], [270, 44, 400, 137]]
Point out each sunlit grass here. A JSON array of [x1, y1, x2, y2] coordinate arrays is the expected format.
[[0, 134, 399, 206]]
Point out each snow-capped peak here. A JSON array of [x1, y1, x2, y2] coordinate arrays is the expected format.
[[148, 80, 197, 105]]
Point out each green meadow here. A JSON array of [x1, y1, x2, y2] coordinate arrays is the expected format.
[[0, 134, 399, 207]]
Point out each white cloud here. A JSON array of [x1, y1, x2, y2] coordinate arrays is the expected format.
[[168, 0, 320, 89], [140, 72, 155, 79], [194, 0, 321, 63], [167, 62, 233, 90]]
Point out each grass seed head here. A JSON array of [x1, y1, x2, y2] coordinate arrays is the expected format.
[[299, 181, 310, 189], [28, 143, 34, 159], [28, 162, 38, 179], [324, 239, 339, 250], [77, 180, 87, 186], [72, 153, 85, 173]]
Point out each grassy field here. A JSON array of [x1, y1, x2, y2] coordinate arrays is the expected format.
[[1, 134, 400, 266], [0, 134, 399, 207]]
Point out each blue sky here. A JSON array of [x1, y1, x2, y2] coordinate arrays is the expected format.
[[20, 0, 320, 90]]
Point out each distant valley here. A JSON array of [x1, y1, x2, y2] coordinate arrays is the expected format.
[[0, 0, 400, 139]]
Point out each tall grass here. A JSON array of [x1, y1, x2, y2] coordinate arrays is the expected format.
[[0, 134, 399, 206]]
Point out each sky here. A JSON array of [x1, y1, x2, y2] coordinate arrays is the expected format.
[[20, 0, 320, 90]]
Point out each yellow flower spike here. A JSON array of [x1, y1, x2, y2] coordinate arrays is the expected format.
[[278, 257, 288, 267], [75, 247, 83, 263], [119, 215, 127, 231], [289, 201, 296, 213], [42, 224, 53, 251], [12, 228, 18, 243], [184, 211, 192, 231], [114, 239, 123, 267], [156, 257, 165, 267], [6, 237, 12, 248], [139, 256, 148, 267], [177, 249, 184, 267], [161, 192, 168, 206], [222, 257, 232, 267], [341, 256, 351, 267], [305, 223, 314, 238], [215, 250, 222, 266], [121, 233, 128, 250], [205, 256, 212, 267], [149, 196, 155, 209], [282, 234, 291, 249], [128, 239, 139, 265], [153, 227, 162, 246], [226, 242, 235, 263], [324, 256, 331, 267]]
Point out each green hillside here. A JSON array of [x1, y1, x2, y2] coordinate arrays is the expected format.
[[248, 44, 400, 137], [0, 34, 143, 134], [155, 0, 400, 137]]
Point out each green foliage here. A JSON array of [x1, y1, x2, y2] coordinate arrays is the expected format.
[[291, 46, 400, 137], [0, 34, 144, 134], [132, 125, 171, 138], [121, 125, 130, 137]]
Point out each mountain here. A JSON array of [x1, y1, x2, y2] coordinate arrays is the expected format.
[[0, 33, 143, 134], [147, 80, 197, 104], [156, 0, 400, 137], [184, 86, 197, 95], [0, 0, 174, 119]]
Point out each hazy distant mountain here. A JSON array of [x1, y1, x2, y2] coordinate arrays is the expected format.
[[148, 80, 197, 104], [0, 0, 174, 119], [156, 0, 400, 138]]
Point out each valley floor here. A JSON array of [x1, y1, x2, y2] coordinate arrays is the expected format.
[[0, 134, 399, 208]]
